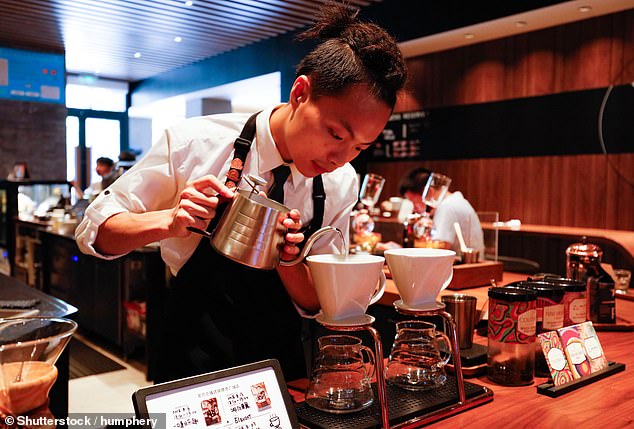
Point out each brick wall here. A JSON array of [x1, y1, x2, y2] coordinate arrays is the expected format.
[[0, 99, 67, 180]]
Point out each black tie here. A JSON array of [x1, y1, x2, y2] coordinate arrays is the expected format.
[[268, 165, 291, 203]]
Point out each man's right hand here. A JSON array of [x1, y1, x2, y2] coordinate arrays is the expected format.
[[169, 175, 235, 237]]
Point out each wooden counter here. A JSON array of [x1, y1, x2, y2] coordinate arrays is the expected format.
[[425, 288, 634, 428], [292, 272, 633, 427], [482, 223, 634, 274], [484, 223, 634, 258]]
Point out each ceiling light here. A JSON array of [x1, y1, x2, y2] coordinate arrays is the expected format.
[[134, 52, 142, 58], [174, 36, 182, 43], [578, 6, 592, 13], [515, 21, 527, 28], [464, 33, 475, 39], [185, 1, 193, 6]]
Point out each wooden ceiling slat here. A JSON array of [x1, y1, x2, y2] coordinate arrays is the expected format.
[[0, 9, 252, 54], [54, 0, 306, 33], [216, 0, 320, 20], [0, 0, 384, 81], [145, 0, 312, 27], [22, 1, 278, 37], [227, 0, 325, 16]]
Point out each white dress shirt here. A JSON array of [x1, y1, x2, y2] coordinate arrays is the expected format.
[[432, 191, 485, 255], [75, 106, 359, 276]]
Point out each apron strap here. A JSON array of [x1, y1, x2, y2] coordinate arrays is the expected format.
[[222, 111, 325, 241], [311, 175, 325, 231], [297, 175, 325, 249], [224, 112, 259, 189]]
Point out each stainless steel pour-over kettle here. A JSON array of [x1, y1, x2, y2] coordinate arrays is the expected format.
[[188, 175, 341, 270]]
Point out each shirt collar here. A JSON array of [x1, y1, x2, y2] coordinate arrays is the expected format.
[[256, 105, 302, 187]]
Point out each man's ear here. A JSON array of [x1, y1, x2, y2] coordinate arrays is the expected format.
[[289, 75, 311, 108]]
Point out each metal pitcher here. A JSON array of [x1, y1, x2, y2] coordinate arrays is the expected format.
[[188, 182, 341, 270]]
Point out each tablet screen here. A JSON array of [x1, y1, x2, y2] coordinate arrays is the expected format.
[[136, 361, 298, 429]]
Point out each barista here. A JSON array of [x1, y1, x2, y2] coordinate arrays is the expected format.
[[399, 167, 485, 255], [75, 3, 407, 382]]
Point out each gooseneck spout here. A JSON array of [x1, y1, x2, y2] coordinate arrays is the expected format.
[[279, 226, 343, 267]]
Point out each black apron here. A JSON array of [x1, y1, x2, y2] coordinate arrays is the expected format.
[[156, 113, 325, 383]]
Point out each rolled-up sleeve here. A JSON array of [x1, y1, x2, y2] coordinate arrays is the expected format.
[[75, 129, 179, 259]]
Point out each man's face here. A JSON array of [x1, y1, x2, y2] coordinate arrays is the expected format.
[[279, 82, 392, 178], [96, 162, 112, 177]]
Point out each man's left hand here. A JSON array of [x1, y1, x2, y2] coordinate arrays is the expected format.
[[280, 209, 303, 261]]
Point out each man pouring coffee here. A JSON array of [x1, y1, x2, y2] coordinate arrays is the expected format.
[[75, 3, 407, 382]]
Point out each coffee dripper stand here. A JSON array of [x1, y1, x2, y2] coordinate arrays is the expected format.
[[313, 301, 492, 429], [316, 314, 390, 429], [391, 301, 466, 403]]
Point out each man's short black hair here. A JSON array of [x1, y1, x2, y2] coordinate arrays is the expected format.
[[399, 167, 431, 196], [96, 157, 114, 167]]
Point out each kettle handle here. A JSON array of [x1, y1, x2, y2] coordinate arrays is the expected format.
[[279, 226, 342, 267], [186, 226, 212, 238]]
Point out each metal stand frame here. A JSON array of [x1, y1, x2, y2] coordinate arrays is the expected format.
[[317, 315, 390, 429], [389, 301, 494, 428], [313, 302, 493, 429], [392, 302, 466, 403]]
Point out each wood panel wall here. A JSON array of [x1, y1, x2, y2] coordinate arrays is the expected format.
[[396, 9, 634, 111], [374, 10, 634, 231], [369, 153, 633, 230]]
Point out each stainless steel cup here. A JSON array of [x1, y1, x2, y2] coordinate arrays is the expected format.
[[441, 294, 477, 349]]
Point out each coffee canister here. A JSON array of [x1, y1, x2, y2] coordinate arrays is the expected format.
[[511, 281, 565, 377], [538, 277, 587, 326], [487, 287, 537, 386]]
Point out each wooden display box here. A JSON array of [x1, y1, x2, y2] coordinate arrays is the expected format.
[[446, 261, 504, 290]]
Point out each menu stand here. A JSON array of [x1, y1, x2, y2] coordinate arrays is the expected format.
[[317, 315, 390, 429], [536, 361, 626, 397]]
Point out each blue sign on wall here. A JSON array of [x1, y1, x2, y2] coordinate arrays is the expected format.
[[0, 47, 65, 104]]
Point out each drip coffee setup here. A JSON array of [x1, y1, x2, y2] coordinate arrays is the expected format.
[[296, 248, 493, 429], [0, 317, 77, 420]]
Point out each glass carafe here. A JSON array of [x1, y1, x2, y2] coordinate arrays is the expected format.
[[305, 335, 375, 414], [385, 320, 451, 391], [0, 317, 77, 417]]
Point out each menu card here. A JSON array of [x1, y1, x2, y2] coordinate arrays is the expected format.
[[578, 321, 608, 373], [538, 331, 575, 386], [539, 322, 609, 385]]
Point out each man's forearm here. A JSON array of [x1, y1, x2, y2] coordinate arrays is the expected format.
[[94, 210, 173, 255]]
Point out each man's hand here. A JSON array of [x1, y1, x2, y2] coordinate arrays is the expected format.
[[280, 209, 303, 261], [170, 175, 235, 237]]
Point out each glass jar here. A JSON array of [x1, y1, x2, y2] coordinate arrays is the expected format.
[[487, 287, 537, 386], [566, 239, 602, 283]]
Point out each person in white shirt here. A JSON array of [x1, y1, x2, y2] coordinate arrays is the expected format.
[[75, 3, 407, 382], [400, 167, 485, 255], [73, 157, 116, 200]]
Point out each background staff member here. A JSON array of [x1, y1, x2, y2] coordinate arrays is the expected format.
[[75, 3, 407, 382], [73, 156, 117, 200], [400, 167, 485, 255]]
